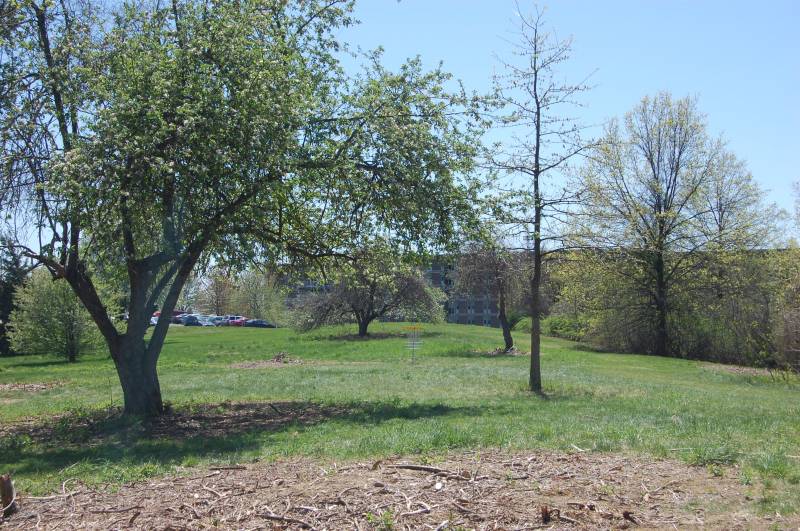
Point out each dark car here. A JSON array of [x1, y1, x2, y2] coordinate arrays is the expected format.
[[170, 313, 186, 324], [181, 315, 201, 326], [244, 319, 275, 328]]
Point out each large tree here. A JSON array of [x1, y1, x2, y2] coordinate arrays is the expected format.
[[580, 93, 778, 357], [0, 0, 478, 415], [489, 7, 592, 393]]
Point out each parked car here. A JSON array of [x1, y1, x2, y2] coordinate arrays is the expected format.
[[229, 316, 248, 327], [181, 315, 201, 326], [197, 315, 216, 327], [244, 319, 275, 328], [171, 313, 187, 324], [211, 316, 227, 326]]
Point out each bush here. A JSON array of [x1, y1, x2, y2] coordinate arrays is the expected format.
[[8, 269, 102, 361], [512, 315, 587, 342]]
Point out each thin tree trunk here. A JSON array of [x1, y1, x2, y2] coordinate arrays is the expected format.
[[529, 266, 543, 394], [497, 291, 514, 351]]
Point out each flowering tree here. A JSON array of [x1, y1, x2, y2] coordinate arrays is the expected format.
[[0, 0, 478, 415]]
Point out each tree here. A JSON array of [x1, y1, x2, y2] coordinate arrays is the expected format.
[[299, 242, 445, 337], [0, 240, 29, 355], [455, 239, 527, 351], [579, 93, 779, 357], [489, 6, 593, 392], [9, 269, 100, 362], [1, 0, 478, 415], [196, 268, 236, 316], [233, 268, 287, 325]]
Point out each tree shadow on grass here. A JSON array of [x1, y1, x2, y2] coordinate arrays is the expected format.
[[310, 330, 444, 342], [3, 358, 78, 369], [0, 400, 481, 479], [436, 348, 529, 359]]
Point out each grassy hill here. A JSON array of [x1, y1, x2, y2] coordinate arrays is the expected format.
[[1, 322, 798, 512]]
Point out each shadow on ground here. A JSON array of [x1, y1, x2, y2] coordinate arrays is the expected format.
[[0, 400, 481, 478], [309, 330, 445, 342]]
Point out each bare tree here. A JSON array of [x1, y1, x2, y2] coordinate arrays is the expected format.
[[489, 5, 593, 393]]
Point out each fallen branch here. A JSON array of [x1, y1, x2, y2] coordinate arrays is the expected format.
[[386, 464, 445, 474], [259, 511, 316, 529], [88, 505, 144, 514], [202, 485, 225, 499]]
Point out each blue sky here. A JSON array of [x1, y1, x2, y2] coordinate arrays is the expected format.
[[344, 0, 799, 212]]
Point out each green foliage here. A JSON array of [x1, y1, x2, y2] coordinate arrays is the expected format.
[[9, 269, 102, 361], [541, 315, 586, 342], [233, 269, 288, 325], [0, 240, 28, 355]]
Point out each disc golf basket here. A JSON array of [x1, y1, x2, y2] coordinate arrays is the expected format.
[[404, 325, 423, 363]]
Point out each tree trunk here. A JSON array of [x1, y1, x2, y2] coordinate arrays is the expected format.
[[357, 318, 370, 337], [653, 250, 669, 357], [497, 292, 514, 351], [529, 270, 543, 394], [111, 336, 163, 416]]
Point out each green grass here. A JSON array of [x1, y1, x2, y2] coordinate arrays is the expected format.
[[1, 322, 799, 511]]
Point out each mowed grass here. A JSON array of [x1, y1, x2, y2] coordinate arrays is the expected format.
[[1, 323, 799, 512]]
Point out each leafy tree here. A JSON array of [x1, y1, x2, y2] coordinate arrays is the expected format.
[[577, 93, 783, 357], [233, 268, 287, 325], [455, 239, 528, 351], [9, 269, 100, 362], [488, 7, 593, 392], [299, 242, 445, 337], [0, 240, 29, 355], [1, 0, 479, 415]]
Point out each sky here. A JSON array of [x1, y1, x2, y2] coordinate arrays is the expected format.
[[343, 0, 799, 212]]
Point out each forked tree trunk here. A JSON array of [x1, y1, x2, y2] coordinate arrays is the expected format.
[[111, 335, 163, 416]]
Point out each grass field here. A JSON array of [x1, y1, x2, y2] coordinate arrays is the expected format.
[[1, 323, 799, 512]]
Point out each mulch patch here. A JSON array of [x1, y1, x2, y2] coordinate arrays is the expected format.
[[0, 382, 62, 393], [471, 347, 528, 356], [2, 450, 793, 530], [229, 352, 302, 369]]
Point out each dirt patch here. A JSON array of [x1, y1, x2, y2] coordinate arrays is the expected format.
[[0, 381, 62, 392], [2, 450, 792, 530], [702, 363, 774, 377], [472, 347, 528, 357], [229, 352, 302, 369]]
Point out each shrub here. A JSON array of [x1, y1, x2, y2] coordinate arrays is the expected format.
[[8, 269, 102, 361]]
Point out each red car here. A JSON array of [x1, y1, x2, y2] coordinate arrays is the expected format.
[[229, 316, 248, 326]]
